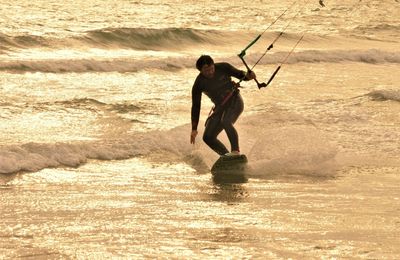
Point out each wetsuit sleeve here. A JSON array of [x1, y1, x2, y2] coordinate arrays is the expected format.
[[191, 78, 202, 131], [220, 62, 248, 81]]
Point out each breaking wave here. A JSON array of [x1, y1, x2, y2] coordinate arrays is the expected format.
[[0, 111, 338, 177], [0, 28, 242, 51], [1, 49, 399, 73], [53, 98, 142, 113], [354, 23, 400, 33], [2, 98, 143, 116], [268, 49, 400, 64], [367, 90, 400, 102], [82, 27, 222, 49], [0, 125, 191, 175], [0, 57, 194, 73]]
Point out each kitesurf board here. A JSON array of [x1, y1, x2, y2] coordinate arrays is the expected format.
[[211, 154, 248, 174], [211, 154, 248, 183]]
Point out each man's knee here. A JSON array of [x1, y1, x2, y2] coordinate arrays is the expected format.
[[203, 133, 213, 144]]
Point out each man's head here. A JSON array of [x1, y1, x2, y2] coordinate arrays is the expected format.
[[196, 55, 215, 79]]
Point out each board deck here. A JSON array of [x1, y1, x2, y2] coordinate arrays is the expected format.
[[211, 154, 248, 183], [211, 154, 248, 174]]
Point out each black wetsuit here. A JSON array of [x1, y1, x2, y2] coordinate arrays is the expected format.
[[191, 62, 248, 155]]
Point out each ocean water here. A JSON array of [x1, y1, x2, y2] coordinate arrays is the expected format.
[[1, 0, 399, 258]]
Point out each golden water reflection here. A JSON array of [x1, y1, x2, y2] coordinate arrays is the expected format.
[[1, 160, 399, 258]]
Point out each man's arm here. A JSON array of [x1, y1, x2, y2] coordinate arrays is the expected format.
[[191, 86, 201, 131], [219, 62, 256, 81], [190, 79, 202, 144]]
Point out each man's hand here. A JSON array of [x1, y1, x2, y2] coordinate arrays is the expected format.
[[190, 130, 198, 144], [246, 70, 256, 80]]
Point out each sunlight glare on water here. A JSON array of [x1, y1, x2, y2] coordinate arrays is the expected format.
[[1, 160, 399, 258], [1, 0, 400, 258]]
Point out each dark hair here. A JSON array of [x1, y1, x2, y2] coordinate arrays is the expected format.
[[196, 55, 214, 71]]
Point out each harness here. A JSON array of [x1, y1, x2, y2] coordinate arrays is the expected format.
[[205, 82, 240, 126]]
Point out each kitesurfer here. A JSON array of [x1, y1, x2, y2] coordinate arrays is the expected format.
[[190, 55, 256, 157]]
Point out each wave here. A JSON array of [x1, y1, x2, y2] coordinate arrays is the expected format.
[[2, 26, 398, 55], [0, 141, 142, 174], [82, 27, 223, 50], [0, 126, 191, 175], [0, 32, 51, 50], [54, 98, 142, 113], [0, 57, 195, 73], [272, 49, 400, 64], [54, 97, 107, 107], [0, 28, 242, 51], [367, 90, 400, 102], [354, 23, 400, 33], [0, 111, 338, 177], [5, 98, 143, 116], [1, 49, 399, 73]]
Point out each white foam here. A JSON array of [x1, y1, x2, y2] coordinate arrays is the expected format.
[[0, 111, 338, 177], [0, 140, 144, 174]]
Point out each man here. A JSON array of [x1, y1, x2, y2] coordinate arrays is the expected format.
[[190, 55, 256, 157]]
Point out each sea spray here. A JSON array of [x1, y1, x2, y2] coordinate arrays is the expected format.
[[0, 110, 338, 177]]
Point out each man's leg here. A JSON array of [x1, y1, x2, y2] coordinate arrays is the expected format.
[[203, 113, 229, 155], [221, 94, 244, 152]]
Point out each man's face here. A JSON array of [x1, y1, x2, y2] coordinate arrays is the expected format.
[[200, 64, 215, 79]]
